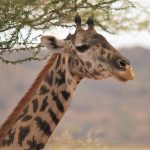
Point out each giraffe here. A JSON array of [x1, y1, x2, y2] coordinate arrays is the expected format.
[[0, 15, 135, 150]]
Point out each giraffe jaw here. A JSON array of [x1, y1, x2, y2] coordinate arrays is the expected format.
[[113, 65, 135, 82]]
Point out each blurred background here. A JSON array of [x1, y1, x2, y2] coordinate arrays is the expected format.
[[0, 0, 150, 148]]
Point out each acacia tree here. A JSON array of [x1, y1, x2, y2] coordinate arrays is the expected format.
[[0, 0, 149, 64]]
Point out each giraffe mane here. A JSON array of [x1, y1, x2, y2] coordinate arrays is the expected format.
[[0, 53, 59, 143]]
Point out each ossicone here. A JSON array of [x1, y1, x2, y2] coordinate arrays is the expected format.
[[74, 14, 81, 26], [87, 16, 95, 31], [74, 14, 84, 32], [74, 14, 95, 32]]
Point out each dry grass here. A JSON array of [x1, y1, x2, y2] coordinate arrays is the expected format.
[[45, 131, 149, 150], [45, 141, 149, 150]]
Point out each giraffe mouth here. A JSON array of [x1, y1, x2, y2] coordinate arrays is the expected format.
[[113, 65, 135, 82]]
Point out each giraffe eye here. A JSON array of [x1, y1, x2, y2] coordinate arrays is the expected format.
[[76, 44, 89, 52]]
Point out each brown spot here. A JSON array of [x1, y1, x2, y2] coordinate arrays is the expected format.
[[94, 70, 101, 76], [84, 68, 88, 72], [79, 59, 84, 66], [101, 49, 105, 55], [44, 71, 54, 86], [96, 44, 99, 48], [2, 129, 15, 146], [18, 126, 30, 146], [85, 61, 92, 68], [101, 68, 106, 72], [77, 80, 81, 84], [107, 53, 111, 59], [79, 68, 83, 73], [98, 64, 103, 68]]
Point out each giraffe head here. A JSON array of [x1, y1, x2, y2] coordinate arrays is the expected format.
[[41, 15, 135, 82]]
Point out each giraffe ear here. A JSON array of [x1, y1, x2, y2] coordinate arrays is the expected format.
[[41, 36, 65, 51]]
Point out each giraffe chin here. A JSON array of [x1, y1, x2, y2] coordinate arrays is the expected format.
[[113, 65, 135, 82]]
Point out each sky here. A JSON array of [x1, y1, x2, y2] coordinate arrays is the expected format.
[[47, 27, 150, 49], [45, 0, 150, 49]]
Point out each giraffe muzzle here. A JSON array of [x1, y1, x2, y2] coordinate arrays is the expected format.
[[111, 56, 135, 82], [113, 65, 135, 82]]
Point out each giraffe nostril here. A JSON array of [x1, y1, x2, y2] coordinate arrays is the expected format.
[[117, 59, 130, 70]]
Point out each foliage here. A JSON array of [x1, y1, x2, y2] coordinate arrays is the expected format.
[[0, 0, 149, 64]]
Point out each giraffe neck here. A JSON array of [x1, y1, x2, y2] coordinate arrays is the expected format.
[[0, 53, 81, 150]]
